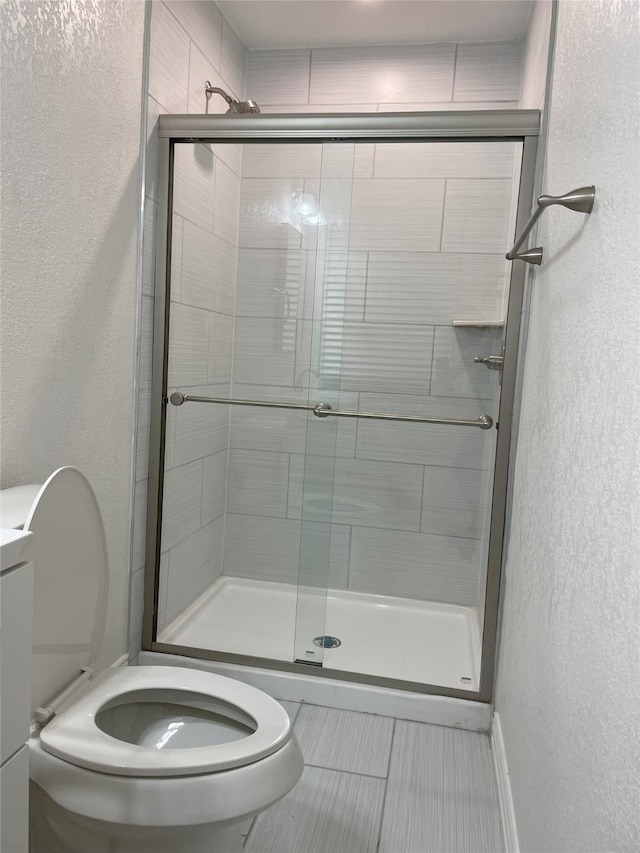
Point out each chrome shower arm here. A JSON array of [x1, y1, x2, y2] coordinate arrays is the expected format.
[[205, 82, 233, 105]]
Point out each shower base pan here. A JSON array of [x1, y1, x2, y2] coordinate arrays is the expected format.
[[158, 577, 481, 692]]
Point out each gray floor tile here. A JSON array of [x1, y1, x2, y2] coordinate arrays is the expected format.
[[245, 765, 386, 853], [278, 699, 301, 723], [294, 705, 394, 777], [379, 721, 504, 853]]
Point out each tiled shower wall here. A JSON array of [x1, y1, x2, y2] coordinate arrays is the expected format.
[[130, 0, 246, 656], [222, 42, 524, 607], [131, 13, 526, 652]]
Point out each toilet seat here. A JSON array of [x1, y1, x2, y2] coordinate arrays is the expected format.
[[40, 666, 292, 777]]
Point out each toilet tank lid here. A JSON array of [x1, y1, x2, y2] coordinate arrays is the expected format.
[[25, 468, 109, 717], [0, 484, 43, 529]]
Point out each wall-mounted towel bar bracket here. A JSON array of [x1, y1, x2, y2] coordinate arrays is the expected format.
[[168, 392, 494, 430], [507, 185, 595, 265]]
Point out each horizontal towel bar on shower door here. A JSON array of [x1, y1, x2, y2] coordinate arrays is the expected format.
[[168, 392, 494, 430]]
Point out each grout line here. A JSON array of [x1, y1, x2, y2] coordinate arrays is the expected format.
[[418, 465, 426, 533], [428, 325, 437, 395], [376, 718, 397, 852], [304, 763, 389, 781], [439, 178, 448, 253], [451, 44, 459, 103], [243, 815, 258, 848], [361, 250, 370, 323]]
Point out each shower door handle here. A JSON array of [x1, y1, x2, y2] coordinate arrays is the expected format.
[[168, 392, 494, 430]]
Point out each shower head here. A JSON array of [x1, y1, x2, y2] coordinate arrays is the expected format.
[[205, 82, 261, 114]]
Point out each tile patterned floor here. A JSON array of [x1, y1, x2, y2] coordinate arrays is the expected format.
[[244, 702, 504, 853]]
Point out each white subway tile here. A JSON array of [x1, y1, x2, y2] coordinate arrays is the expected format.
[[235, 248, 307, 320], [229, 384, 309, 455], [241, 143, 322, 179], [310, 44, 455, 105], [431, 326, 502, 400], [172, 382, 230, 467], [223, 514, 301, 583], [211, 142, 243, 178], [161, 459, 203, 551], [180, 221, 235, 315], [259, 103, 374, 114], [349, 178, 445, 252], [167, 302, 209, 387], [349, 526, 481, 605], [442, 179, 514, 254], [227, 449, 290, 517], [166, 517, 225, 623], [421, 466, 488, 539], [364, 251, 508, 326], [431, 326, 502, 402], [232, 317, 297, 386], [454, 42, 523, 102], [356, 392, 494, 469], [338, 322, 434, 394], [207, 311, 233, 384], [379, 101, 520, 112], [374, 141, 517, 179], [168, 1, 222, 75], [239, 178, 303, 250], [173, 143, 215, 232], [201, 449, 228, 526], [188, 47, 225, 115], [332, 458, 423, 532], [213, 159, 240, 246], [246, 50, 311, 106], [170, 214, 184, 303], [149, 2, 190, 113], [220, 18, 246, 100]]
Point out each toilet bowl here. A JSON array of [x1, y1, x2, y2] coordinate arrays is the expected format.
[[1, 467, 303, 853]]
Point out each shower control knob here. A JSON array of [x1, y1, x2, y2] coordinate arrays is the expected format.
[[474, 354, 504, 371]]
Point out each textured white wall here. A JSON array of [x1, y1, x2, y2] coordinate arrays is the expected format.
[[496, 1, 640, 850], [0, 1, 145, 671]]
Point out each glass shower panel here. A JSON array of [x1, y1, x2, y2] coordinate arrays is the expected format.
[[153, 127, 525, 695], [304, 138, 522, 690], [293, 143, 355, 664]]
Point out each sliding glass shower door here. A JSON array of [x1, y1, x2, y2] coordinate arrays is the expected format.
[[145, 112, 538, 701]]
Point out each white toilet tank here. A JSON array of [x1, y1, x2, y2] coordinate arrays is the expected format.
[[0, 468, 108, 720]]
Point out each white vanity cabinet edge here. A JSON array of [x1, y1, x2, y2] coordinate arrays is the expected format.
[[1, 529, 34, 853]]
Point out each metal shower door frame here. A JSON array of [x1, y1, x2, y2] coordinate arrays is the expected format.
[[142, 110, 539, 704]]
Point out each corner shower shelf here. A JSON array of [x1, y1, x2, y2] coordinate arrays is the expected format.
[[452, 319, 505, 328]]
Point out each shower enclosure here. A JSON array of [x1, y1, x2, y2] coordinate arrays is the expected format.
[[143, 111, 539, 702]]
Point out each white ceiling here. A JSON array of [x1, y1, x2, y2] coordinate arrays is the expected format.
[[216, 1, 534, 50]]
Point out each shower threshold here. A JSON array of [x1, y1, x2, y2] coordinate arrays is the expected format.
[[158, 577, 481, 692]]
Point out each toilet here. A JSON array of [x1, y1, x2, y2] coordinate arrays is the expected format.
[[1, 467, 303, 853]]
